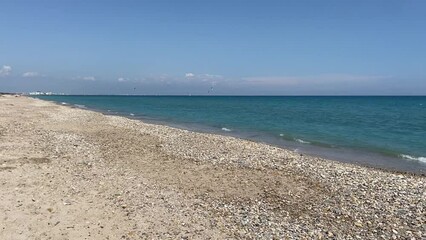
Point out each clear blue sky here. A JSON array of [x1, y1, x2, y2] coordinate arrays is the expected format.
[[1, 0, 425, 95]]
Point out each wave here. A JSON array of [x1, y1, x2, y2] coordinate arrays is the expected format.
[[295, 138, 310, 144], [74, 104, 86, 109], [400, 154, 426, 163], [221, 127, 231, 132], [130, 113, 135, 116], [61, 102, 67, 105]]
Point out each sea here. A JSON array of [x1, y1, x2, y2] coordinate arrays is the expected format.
[[35, 95, 426, 174]]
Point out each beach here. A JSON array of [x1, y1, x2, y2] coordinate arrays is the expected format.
[[0, 95, 424, 239]]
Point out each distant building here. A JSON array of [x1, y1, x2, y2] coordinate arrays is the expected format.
[[28, 91, 53, 95]]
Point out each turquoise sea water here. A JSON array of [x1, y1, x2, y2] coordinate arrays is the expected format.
[[36, 96, 426, 174]]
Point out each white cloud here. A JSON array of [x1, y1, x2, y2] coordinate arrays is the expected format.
[[82, 76, 96, 81], [183, 73, 224, 89], [185, 73, 195, 78], [22, 72, 40, 77], [0, 65, 12, 76], [185, 73, 223, 81], [199, 74, 223, 81], [71, 76, 97, 81], [242, 74, 390, 86], [117, 77, 128, 82]]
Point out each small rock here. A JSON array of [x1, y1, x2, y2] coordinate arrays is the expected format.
[[355, 220, 363, 227]]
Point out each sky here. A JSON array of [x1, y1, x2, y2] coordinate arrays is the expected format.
[[1, 0, 425, 95]]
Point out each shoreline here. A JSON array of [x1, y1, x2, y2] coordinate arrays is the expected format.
[[1, 95, 425, 239], [99, 110, 426, 176], [45, 96, 426, 175]]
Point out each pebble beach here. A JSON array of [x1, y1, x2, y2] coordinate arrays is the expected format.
[[0, 95, 425, 239]]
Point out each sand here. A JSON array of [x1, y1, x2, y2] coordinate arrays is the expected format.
[[0, 95, 424, 239]]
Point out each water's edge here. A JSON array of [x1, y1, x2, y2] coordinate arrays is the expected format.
[[37, 97, 426, 175]]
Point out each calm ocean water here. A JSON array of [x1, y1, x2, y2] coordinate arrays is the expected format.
[[36, 96, 426, 173]]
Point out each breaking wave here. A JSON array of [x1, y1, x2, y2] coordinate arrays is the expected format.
[[295, 138, 310, 144], [74, 104, 86, 109], [400, 154, 426, 163]]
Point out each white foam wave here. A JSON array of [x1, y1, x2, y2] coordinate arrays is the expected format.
[[130, 113, 135, 116], [221, 127, 231, 132], [61, 102, 67, 105], [295, 138, 310, 144], [279, 133, 284, 137], [400, 154, 426, 163], [74, 104, 86, 109]]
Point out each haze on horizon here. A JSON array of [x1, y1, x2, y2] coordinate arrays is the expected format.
[[1, 0, 425, 95]]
